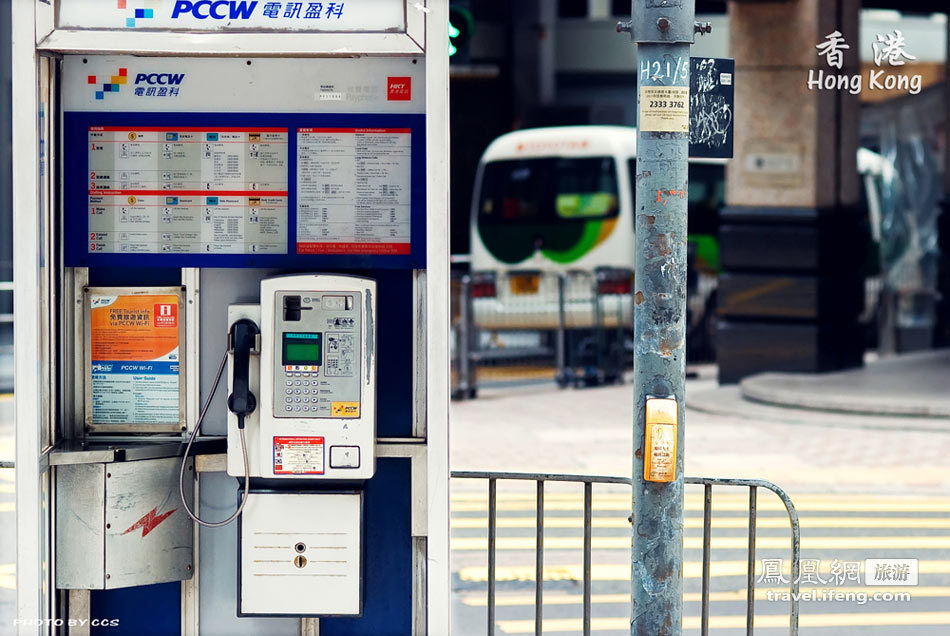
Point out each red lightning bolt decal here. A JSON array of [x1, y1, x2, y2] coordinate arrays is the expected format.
[[122, 506, 177, 538]]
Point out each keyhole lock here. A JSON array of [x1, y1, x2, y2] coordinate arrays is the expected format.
[[294, 555, 308, 569]]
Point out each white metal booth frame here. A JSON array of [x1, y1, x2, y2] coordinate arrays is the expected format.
[[12, 0, 450, 633]]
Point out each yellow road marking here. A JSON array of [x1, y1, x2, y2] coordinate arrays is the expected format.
[[452, 515, 950, 530], [0, 502, 13, 513], [452, 534, 950, 551], [0, 563, 14, 591], [0, 470, 13, 482], [496, 612, 950, 633], [450, 500, 950, 513], [458, 560, 950, 583], [475, 366, 556, 381], [463, 586, 947, 607], [451, 492, 950, 504], [0, 485, 12, 494]]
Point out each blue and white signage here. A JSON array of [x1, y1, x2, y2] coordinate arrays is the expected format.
[[63, 56, 427, 269], [59, 0, 406, 33]]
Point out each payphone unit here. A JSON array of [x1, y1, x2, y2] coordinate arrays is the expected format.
[[226, 274, 377, 480], [179, 274, 377, 615]]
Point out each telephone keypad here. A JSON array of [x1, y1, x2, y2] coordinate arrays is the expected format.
[[274, 290, 361, 420]]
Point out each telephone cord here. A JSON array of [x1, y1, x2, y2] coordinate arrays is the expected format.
[[178, 348, 250, 528]]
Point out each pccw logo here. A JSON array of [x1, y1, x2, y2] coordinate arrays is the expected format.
[[171, 0, 258, 19], [154, 303, 178, 328], [117, 0, 160, 28], [387, 77, 411, 101], [89, 68, 185, 99], [135, 72, 186, 86], [134, 71, 186, 97], [88, 68, 128, 100]]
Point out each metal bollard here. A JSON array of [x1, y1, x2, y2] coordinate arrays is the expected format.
[[458, 274, 475, 399], [556, 272, 567, 388]]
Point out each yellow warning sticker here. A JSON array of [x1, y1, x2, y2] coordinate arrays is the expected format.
[[331, 402, 360, 418], [639, 86, 689, 133], [644, 422, 677, 482], [644, 397, 678, 482]]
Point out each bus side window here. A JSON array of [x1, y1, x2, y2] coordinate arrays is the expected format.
[[687, 164, 725, 235]]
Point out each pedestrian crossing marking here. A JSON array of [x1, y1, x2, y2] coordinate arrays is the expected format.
[[461, 586, 950, 607], [452, 515, 950, 530], [450, 499, 950, 513], [0, 564, 13, 591], [451, 534, 950, 552], [451, 492, 950, 504], [495, 611, 950, 633], [457, 560, 950, 583]]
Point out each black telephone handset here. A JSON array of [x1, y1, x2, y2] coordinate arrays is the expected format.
[[180, 317, 259, 528], [228, 318, 260, 428]]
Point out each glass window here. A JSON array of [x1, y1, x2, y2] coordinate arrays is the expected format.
[[478, 157, 619, 226]]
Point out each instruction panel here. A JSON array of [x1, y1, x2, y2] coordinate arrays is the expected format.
[[273, 436, 326, 475], [64, 56, 426, 267], [297, 127, 411, 255], [88, 126, 289, 255], [87, 291, 184, 429]]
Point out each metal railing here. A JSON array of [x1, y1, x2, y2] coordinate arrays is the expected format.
[[451, 270, 634, 398], [451, 471, 800, 636], [450, 266, 722, 398]]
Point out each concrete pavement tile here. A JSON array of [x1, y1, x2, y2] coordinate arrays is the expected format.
[[451, 380, 950, 496]]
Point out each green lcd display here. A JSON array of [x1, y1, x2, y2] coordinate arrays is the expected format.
[[282, 332, 322, 365]]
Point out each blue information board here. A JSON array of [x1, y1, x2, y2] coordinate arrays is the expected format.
[[64, 111, 427, 270]]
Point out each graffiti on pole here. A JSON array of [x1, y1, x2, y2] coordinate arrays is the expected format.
[[688, 57, 734, 159]]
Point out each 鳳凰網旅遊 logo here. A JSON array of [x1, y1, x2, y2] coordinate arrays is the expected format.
[[88, 67, 128, 100], [117, 0, 161, 27]]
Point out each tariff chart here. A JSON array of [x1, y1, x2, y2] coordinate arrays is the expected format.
[[87, 126, 289, 255]]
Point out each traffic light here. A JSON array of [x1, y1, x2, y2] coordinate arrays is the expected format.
[[448, 5, 474, 63]]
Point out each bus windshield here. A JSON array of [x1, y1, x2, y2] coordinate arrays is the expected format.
[[478, 157, 619, 224]]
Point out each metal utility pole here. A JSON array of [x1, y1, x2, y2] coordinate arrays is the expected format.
[[619, 1, 699, 633]]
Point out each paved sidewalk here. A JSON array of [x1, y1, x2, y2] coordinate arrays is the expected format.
[[451, 377, 950, 496], [739, 350, 950, 417]]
